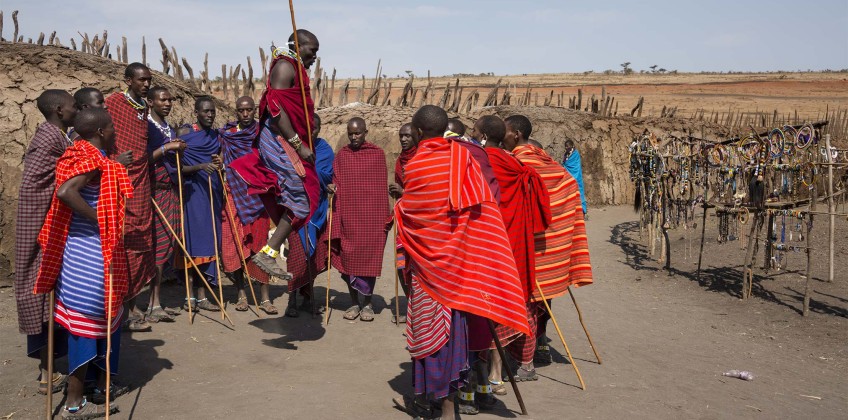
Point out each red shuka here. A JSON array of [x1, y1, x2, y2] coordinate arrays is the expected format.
[[33, 140, 134, 317]]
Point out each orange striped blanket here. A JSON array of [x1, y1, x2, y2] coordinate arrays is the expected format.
[[513, 144, 593, 301]]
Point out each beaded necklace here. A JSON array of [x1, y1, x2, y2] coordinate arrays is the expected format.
[[60, 129, 73, 145], [147, 114, 172, 139], [123, 89, 147, 119]]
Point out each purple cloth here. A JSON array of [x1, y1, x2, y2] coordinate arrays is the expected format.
[[413, 310, 469, 400], [219, 120, 266, 224], [456, 140, 501, 202], [342, 274, 376, 296], [256, 120, 310, 221]]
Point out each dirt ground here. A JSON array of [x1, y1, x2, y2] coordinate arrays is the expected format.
[[1, 205, 846, 419]]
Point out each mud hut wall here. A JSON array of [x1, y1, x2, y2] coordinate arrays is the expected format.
[[0, 43, 232, 276]]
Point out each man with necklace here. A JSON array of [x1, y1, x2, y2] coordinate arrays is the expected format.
[[105, 62, 155, 332]]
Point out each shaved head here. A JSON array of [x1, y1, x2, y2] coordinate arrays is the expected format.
[[235, 96, 255, 108], [73, 108, 112, 140], [288, 29, 318, 45], [412, 105, 448, 139], [505, 115, 532, 140], [447, 118, 466, 136], [475, 115, 506, 144], [73, 88, 103, 109], [347, 117, 366, 130]]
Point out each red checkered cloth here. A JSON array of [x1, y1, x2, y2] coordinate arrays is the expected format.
[[220, 187, 270, 284], [493, 302, 540, 364], [33, 140, 134, 318], [14, 122, 72, 335], [106, 92, 155, 298], [513, 144, 593, 301], [287, 216, 329, 292], [152, 165, 178, 267], [329, 142, 390, 277]]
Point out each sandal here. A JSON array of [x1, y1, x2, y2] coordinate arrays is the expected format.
[[251, 252, 292, 280], [61, 397, 118, 419], [234, 297, 249, 312], [146, 306, 175, 323], [534, 344, 552, 365], [457, 391, 479, 415], [490, 381, 508, 396], [343, 305, 361, 320], [515, 366, 538, 381], [38, 372, 67, 395], [259, 300, 279, 315], [285, 302, 299, 318], [476, 387, 499, 410], [91, 383, 131, 404], [182, 298, 197, 312], [196, 298, 220, 312], [359, 304, 375, 322], [126, 314, 151, 332], [391, 314, 407, 324]]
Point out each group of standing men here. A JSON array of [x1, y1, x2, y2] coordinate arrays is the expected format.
[[13, 28, 593, 419]]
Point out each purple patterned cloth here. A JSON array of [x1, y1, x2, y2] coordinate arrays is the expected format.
[[341, 274, 376, 296], [219, 120, 265, 224], [412, 310, 469, 400]]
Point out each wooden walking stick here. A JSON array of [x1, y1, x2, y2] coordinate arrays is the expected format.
[[487, 320, 528, 415], [175, 152, 193, 323], [324, 192, 334, 325], [535, 283, 586, 390], [566, 286, 601, 364], [393, 222, 400, 327], [217, 169, 261, 317], [105, 269, 114, 420], [208, 176, 225, 320], [153, 199, 235, 326], [45, 291, 55, 419], [288, 0, 312, 149]]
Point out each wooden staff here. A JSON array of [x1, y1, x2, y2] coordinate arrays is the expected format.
[[45, 291, 55, 419], [208, 176, 225, 320], [176, 152, 192, 322], [486, 320, 528, 415], [535, 284, 585, 390], [567, 286, 601, 364], [153, 198, 235, 326], [288, 0, 312, 149], [217, 169, 261, 317], [324, 193, 334, 325], [105, 270, 114, 419], [393, 222, 400, 327]]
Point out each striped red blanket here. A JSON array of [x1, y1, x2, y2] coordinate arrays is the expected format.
[[513, 144, 593, 301], [397, 137, 529, 359]]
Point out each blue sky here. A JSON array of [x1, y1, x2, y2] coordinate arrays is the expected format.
[[3, 0, 846, 78]]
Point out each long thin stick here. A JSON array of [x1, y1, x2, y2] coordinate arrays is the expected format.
[[325, 194, 334, 325], [45, 291, 55, 419], [218, 170, 261, 316], [567, 286, 601, 364], [105, 270, 113, 420], [696, 168, 709, 280], [535, 285, 585, 390], [487, 320, 528, 415], [176, 152, 192, 323], [393, 223, 400, 327], [208, 176, 225, 320], [288, 0, 312, 149], [153, 198, 235, 326]]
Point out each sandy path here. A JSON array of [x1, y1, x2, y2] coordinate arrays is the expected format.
[[1, 205, 845, 419]]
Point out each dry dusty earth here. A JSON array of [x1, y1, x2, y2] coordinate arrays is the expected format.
[[0, 205, 846, 419]]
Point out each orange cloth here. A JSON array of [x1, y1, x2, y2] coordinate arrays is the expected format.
[[513, 144, 593, 301]]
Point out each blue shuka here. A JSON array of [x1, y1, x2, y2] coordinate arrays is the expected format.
[[179, 125, 223, 282], [563, 150, 587, 214]]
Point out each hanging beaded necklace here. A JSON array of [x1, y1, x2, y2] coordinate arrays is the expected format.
[[124, 89, 147, 120], [59, 129, 73, 145], [147, 114, 172, 139]]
